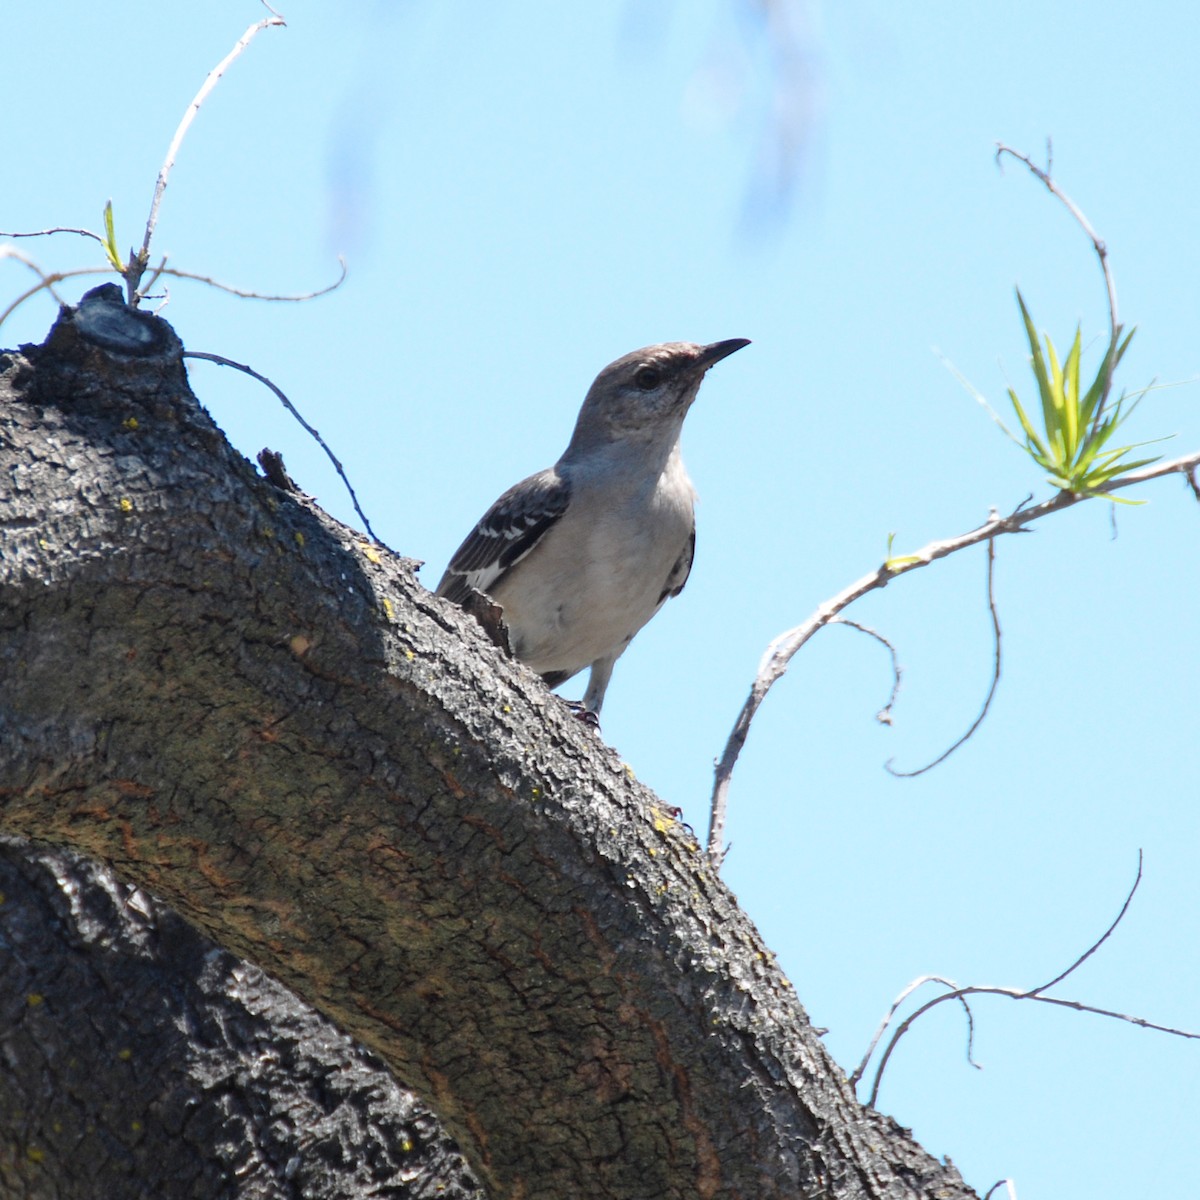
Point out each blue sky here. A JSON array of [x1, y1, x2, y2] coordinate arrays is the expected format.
[[5, 3, 1199, 1197]]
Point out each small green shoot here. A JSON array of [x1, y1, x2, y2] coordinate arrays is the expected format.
[[885, 532, 922, 572], [101, 201, 125, 274], [1003, 289, 1165, 503]]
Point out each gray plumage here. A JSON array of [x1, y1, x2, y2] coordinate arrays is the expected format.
[[437, 338, 749, 715]]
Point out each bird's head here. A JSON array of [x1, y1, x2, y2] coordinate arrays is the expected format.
[[565, 338, 750, 454]]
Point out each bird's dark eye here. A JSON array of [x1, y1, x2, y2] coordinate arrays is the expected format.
[[634, 365, 662, 391]]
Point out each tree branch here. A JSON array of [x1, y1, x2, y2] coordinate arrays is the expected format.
[[856, 851, 1200, 1108], [707, 453, 1200, 861], [136, 13, 286, 299], [183, 348, 377, 541], [0, 251, 110, 327], [995, 141, 1118, 353], [160, 256, 347, 301], [828, 617, 902, 726], [0, 225, 106, 245], [1, 292, 978, 1200]]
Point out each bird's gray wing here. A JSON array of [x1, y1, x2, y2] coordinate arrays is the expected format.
[[436, 468, 572, 604], [657, 526, 695, 605]]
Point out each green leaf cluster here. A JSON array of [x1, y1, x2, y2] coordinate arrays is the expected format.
[[1004, 290, 1161, 503]]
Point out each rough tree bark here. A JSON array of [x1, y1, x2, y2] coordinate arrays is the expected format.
[[0, 287, 976, 1200], [0, 836, 483, 1199]]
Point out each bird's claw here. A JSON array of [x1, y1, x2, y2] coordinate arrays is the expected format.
[[563, 700, 601, 730]]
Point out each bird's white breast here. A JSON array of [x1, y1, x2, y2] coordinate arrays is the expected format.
[[492, 454, 695, 678]]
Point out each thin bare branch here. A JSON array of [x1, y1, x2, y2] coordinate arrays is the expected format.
[[138, 14, 287, 298], [158, 257, 347, 302], [140, 255, 170, 299], [886, 536, 1001, 777], [1029, 850, 1143, 995], [0, 226, 106, 245], [182, 351, 378, 543], [996, 139, 1117, 344], [0, 250, 342, 330], [0, 257, 111, 329], [863, 852, 1200, 1106], [866, 978, 1200, 1108], [849, 975, 977, 1088], [706, 449, 1200, 862], [995, 140, 1121, 415], [827, 617, 902, 726]]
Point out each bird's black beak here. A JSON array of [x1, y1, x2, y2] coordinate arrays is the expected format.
[[696, 338, 751, 370]]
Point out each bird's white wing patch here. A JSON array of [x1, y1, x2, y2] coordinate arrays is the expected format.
[[436, 468, 571, 603]]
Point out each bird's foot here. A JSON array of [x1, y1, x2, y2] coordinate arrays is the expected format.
[[563, 700, 601, 730]]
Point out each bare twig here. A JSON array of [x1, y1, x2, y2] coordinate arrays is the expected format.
[[0, 251, 344, 329], [827, 617, 902, 725], [3, 15, 289, 307], [861, 852, 1200, 1106], [1029, 851, 1143, 995], [136, 255, 177, 301], [867, 982, 1199, 1108], [886, 536, 1001, 777], [706, 450, 1200, 862], [983, 1181, 1018, 1200], [183, 351, 378, 542], [0, 226, 106, 245], [0, 255, 111, 329], [157, 257, 347, 302], [995, 140, 1121, 415], [136, 13, 286, 301], [849, 975, 978, 1088]]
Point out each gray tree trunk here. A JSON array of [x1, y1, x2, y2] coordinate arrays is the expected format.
[[0, 286, 976, 1200]]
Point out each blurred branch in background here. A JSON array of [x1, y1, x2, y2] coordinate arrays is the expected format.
[[740, 0, 825, 219], [635, 0, 824, 222]]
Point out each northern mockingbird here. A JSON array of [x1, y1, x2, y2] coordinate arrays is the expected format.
[[437, 338, 749, 716]]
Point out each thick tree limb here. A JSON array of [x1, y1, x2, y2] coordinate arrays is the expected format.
[[0, 287, 975, 1200], [0, 835, 481, 1199]]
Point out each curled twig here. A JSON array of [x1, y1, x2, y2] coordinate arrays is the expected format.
[[184, 351, 378, 542], [1028, 850, 1143, 996], [983, 1181, 1018, 1200], [886, 535, 1001, 777], [827, 617, 902, 725]]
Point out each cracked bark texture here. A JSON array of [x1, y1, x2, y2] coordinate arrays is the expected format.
[[0, 287, 977, 1200], [0, 835, 481, 1199]]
